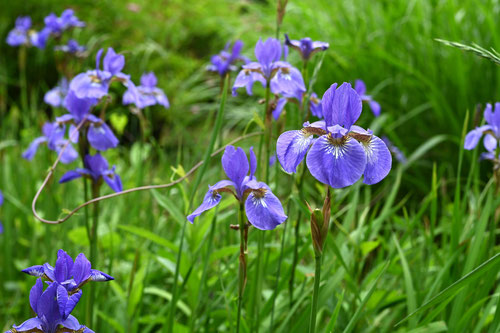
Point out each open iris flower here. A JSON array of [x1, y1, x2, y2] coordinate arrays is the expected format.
[[6, 16, 32, 46], [22, 249, 114, 292], [284, 34, 329, 61], [354, 80, 381, 117], [207, 40, 249, 77], [232, 38, 305, 97], [188, 145, 287, 230], [5, 279, 94, 333], [22, 121, 78, 164], [55, 39, 86, 54], [44, 78, 69, 107], [123, 72, 169, 109], [70, 48, 137, 100], [59, 153, 123, 192], [276, 82, 392, 188], [464, 103, 500, 161], [44, 9, 85, 36]]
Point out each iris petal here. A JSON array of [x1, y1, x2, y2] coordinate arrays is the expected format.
[[245, 188, 287, 230], [484, 133, 498, 152], [322, 83, 362, 129], [276, 130, 314, 173], [360, 135, 392, 185], [464, 125, 491, 150], [222, 146, 249, 188], [306, 134, 367, 188], [187, 180, 234, 223]]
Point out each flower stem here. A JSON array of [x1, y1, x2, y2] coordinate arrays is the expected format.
[[308, 254, 322, 333], [86, 182, 100, 327], [18, 46, 29, 129], [236, 202, 247, 333]]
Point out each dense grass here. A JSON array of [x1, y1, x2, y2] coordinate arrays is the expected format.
[[1, 0, 500, 332]]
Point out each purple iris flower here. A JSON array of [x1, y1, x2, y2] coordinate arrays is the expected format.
[[276, 82, 392, 188], [70, 48, 134, 100], [354, 80, 381, 117], [44, 78, 69, 107], [44, 9, 85, 35], [59, 153, 123, 192], [22, 121, 79, 164], [55, 39, 86, 54], [284, 34, 329, 61], [207, 40, 249, 77], [381, 136, 407, 164], [309, 92, 323, 118], [464, 103, 500, 161], [5, 278, 94, 333], [232, 38, 305, 97], [22, 249, 114, 291], [6, 16, 31, 46], [123, 72, 169, 109], [188, 146, 287, 230]]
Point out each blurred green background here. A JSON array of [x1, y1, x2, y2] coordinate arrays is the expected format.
[[1, 0, 500, 332]]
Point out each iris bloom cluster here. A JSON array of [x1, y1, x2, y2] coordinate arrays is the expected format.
[[284, 34, 329, 62], [188, 146, 287, 230], [465, 103, 500, 161], [207, 40, 249, 77], [276, 82, 392, 188], [6, 9, 84, 50], [6, 249, 113, 333], [232, 38, 305, 98], [123, 72, 170, 109], [54, 39, 86, 55]]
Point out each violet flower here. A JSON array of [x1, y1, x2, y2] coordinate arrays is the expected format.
[[465, 103, 500, 161], [284, 34, 329, 61], [5, 279, 93, 333], [309, 92, 323, 118], [44, 78, 69, 107], [70, 48, 137, 100], [59, 153, 123, 192], [22, 121, 78, 164], [188, 146, 287, 230], [6, 16, 31, 47], [44, 9, 85, 35], [276, 82, 392, 188], [232, 38, 305, 97], [354, 79, 381, 117], [54, 39, 86, 54], [123, 72, 169, 109], [207, 40, 249, 77]]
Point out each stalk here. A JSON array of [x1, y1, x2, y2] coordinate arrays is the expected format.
[[236, 202, 248, 333], [18, 46, 29, 128], [308, 254, 322, 333], [86, 181, 100, 327]]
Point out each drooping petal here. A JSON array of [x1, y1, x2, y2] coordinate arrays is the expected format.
[[484, 133, 498, 152], [102, 171, 123, 193], [29, 278, 44, 314], [369, 100, 381, 117], [245, 187, 287, 230], [22, 137, 47, 161], [358, 134, 392, 185], [322, 83, 362, 129], [53, 140, 79, 164], [354, 79, 366, 96], [22, 265, 45, 277], [306, 134, 367, 188], [464, 125, 491, 150], [59, 170, 85, 183], [12, 317, 44, 332], [87, 121, 119, 151], [61, 315, 85, 330], [221, 146, 249, 188], [90, 269, 114, 281], [187, 180, 234, 223], [276, 130, 314, 173], [272, 98, 288, 120]]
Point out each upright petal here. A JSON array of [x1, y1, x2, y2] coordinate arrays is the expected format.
[[255, 38, 281, 73], [221, 146, 249, 188], [276, 129, 314, 173], [359, 134, 392, 185], [249, 147, 257, 179], [103, 47, 125, 75], [64, 90, 97, 123], [369, 100, 381, 117], [187, 180, 234, 223], [245, 187, 287, 230], [29, 278, 44, 314], [140, 72, 157, 87], [55, 249, 74, 283], [322, 83, 362, 129], [72, 253, 92, 286], [306, 134, 367, 188], [354, 79, 366, 96]]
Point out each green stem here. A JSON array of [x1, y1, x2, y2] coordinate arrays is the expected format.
[[86, 182, 100, 327], [309, 254, 322, 333], [167, 75, 229, 333], [18, 46, 29, 128], [237, 202, 247, 333]]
